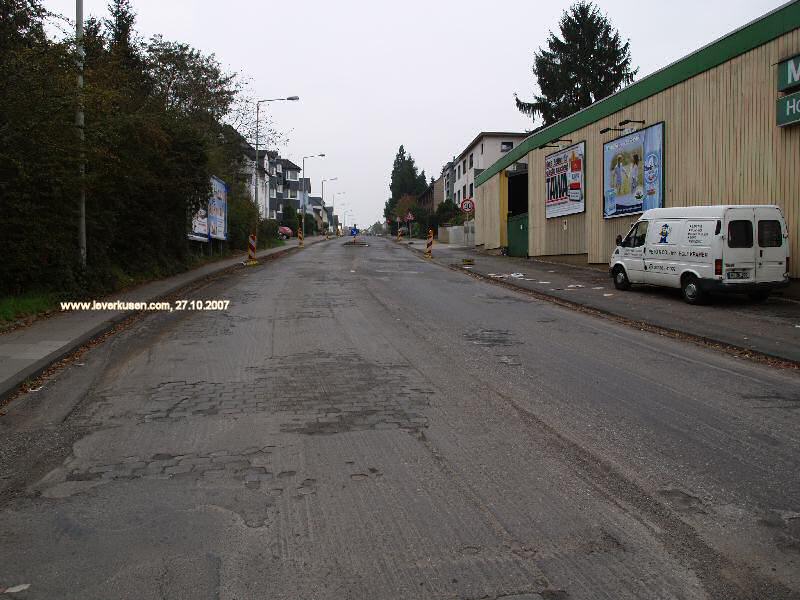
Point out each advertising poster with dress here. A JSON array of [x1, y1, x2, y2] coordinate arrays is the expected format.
[[603, 123, 663, 218]]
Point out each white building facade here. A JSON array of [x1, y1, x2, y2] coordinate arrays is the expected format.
[[451, 132, 528, 207]]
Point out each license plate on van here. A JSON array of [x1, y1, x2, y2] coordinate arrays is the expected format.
[[726, 271, 750, 280]]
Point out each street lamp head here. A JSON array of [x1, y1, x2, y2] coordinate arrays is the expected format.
[[318, 153, 326, 157], [287, 96, 300, 101]]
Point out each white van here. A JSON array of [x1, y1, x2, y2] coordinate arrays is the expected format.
[[609, 205, 790, 304]]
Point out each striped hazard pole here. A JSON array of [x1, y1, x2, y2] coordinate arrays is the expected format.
[[298, 224, 304, 248], [248, 233, 257, 260], [424, 228, 433, 259]]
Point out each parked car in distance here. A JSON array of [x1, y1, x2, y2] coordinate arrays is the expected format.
[[609, 205, 790, 304], [278, 226, 293, 240]]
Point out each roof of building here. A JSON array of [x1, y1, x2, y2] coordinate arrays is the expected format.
[[455, 132, 529, 161], [476, 0, 800, 188], [280, 158, 301, 171]]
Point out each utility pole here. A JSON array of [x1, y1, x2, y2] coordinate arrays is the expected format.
[[76, 0, 86, 267], [322, 177, 337, 235], [254, 101, 261, 222], [300, 154, 325, 247]]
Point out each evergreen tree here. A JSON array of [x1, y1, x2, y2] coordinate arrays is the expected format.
[[384, 145, 427, 221], [514, 1, 637, 127]]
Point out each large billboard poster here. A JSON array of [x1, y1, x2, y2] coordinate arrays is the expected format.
[[603, 122, 663, 219], [208, 176, 228, 241], [545, 141, 585, 219]]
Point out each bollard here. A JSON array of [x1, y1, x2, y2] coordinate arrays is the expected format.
[[397, 228, 403, 242], [298, 227, 304, 248], [243, 233, 258, 266], [424, 228, 433, 259]]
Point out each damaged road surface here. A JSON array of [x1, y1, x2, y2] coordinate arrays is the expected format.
[[0, 238, 798, 599]]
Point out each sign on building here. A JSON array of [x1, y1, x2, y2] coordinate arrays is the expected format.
[[777, 54, 800, 127], [777, 90, 800, 127], [603, 122, 664, 219], [208, 176, 228, 241], [545, 141, 585, 219], [778, 54, 800, 92]]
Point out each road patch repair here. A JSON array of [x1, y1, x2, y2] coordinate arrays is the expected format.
[[396, 238, 800, 367]]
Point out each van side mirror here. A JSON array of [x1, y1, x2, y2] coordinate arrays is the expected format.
[[615, 234, 623, 246]]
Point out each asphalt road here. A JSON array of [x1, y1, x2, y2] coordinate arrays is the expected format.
[[0, 237, 798, 599]]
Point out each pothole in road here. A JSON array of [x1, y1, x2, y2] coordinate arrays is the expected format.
[[463, 328, 520, 348]]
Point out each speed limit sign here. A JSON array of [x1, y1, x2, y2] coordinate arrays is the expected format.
[[460, 198, 475, 214]]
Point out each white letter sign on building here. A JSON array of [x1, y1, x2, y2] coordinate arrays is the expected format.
[[778, 54, 800, 92]]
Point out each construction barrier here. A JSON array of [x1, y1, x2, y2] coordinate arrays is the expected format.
[[298, 227, 304, 248], [248, 234, 257, 260], [424, 229, 433, 259]]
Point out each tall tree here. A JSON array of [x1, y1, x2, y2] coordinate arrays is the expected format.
[[514, 1, 637, 127], [385, 145, 426, 221]]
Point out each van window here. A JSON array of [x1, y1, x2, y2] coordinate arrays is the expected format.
[[758, 220, 782, 247], [622, 222, 648, 248], [631, 221, 648, 247], [727, 220, 753, 248]]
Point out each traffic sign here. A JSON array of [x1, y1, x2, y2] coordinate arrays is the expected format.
[[350, 227, 359, 236], [405, 212, 415, 222], [460, 198, 475, 214]]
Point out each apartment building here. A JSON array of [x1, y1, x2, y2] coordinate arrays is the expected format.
[[451, 132, 528, 206]]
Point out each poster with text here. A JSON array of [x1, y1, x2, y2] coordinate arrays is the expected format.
[[188, 206, 208, 242], [545, 141, 585, 219], [603, 122, 663, 218], [208, 175, 228, 241]]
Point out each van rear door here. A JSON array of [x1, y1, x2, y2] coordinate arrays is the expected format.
[[754, 207, 788, 283], [723, 207, 756, 284]]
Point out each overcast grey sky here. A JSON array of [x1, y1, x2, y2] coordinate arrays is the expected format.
[[46, 0, 783, 227]]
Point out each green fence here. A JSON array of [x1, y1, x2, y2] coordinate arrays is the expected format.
[[507, 213, 528, 258]]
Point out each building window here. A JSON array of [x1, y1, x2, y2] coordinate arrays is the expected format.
[[279, 204, 283, 212], [457, 165, 461, 178], [469, 153, 473, 168], [289, 188, 297, 199], [287, 170, 298, 181], [500, 141, 513, 153], [469, 183, 473, 198], [270, 187, 276, 198], [481, 142, 484, 154], [277, 164, 282, 173], [462, 159, 466, 172], [462, 184, 466, 198]]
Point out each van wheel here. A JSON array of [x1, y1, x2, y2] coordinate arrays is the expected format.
[[612, 266, 631, 290], [748, 291, 770, 303], [681, 274, 705, 304]]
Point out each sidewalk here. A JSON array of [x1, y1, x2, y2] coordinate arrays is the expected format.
[[0, 237, 325, 401], [406, 240, 800, 363]]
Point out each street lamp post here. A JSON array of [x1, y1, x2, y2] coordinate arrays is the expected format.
[[321, 177, 337, 234], [254, 96, 299, 230], [300, 153, 325, 247], [333, 192, 346, 236]]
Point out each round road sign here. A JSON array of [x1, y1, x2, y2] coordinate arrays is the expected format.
[[460, 198, 475, 214]]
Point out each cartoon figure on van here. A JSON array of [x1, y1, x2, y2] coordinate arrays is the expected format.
[[658, 223, 671, 243]]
